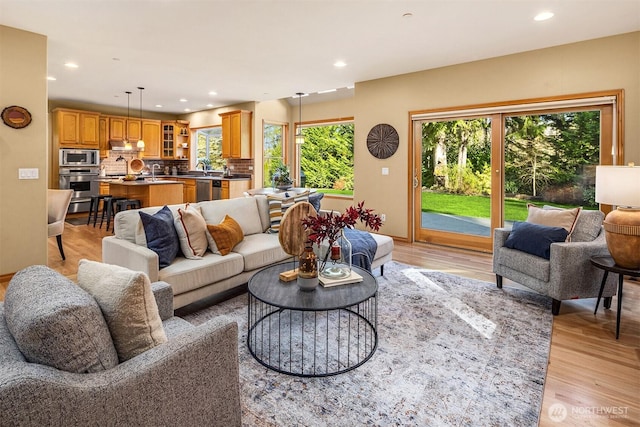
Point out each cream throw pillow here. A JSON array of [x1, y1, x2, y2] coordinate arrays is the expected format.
[[526, 204, 581, 240], [76, 259, 167, 362], [174, 204, 208, 259]]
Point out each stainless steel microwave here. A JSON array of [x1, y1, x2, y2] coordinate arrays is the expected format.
[[59, 149, 99, 167]]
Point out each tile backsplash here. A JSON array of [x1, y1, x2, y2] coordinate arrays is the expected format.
[[100, 153, 254, 176]]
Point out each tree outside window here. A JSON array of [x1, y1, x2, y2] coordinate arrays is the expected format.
[[263, 123, 285, 187], [300, 122, 354, 195], [195, 127, 224, 170]]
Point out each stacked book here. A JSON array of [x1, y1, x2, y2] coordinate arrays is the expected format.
[[319, 270, 363, 287]]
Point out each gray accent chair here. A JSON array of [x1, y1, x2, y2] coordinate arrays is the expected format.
[[0, 269, 241, 426], [493, 209, 617, 315]]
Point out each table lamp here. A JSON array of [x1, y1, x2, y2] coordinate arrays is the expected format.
[[595, 164, 640, 269]]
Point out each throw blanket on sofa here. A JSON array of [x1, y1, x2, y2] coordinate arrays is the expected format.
[[343, 228, 378, 272]]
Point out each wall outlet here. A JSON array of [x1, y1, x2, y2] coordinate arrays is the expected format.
[[229, 165, 235, 170], [380, 213, 386, 222], [248, 166, 253, 170]]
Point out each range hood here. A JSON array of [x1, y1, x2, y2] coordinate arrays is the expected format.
[[109, 140, 140, 151]]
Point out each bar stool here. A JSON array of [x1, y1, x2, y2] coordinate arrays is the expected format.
[[100, 196, 126, 231], [87, 194, 112, 227], [115, 199, 141, 213]]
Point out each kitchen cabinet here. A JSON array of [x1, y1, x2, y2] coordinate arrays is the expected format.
[[127, 119, 141, 142], [162, 121, 190, 160], [99, 116, 108, 157], [109, 117, 126, 142], [141, 120, 161, 159], [173, 177, 197, 203], [221, 179, 251, 199], [219, 110, 252, 159], [53, 109, 100, 148]]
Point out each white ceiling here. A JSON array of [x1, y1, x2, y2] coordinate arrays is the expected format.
[[1, 0, 639, 114]]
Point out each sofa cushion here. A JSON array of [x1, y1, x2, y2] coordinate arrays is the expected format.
[[199, 197, 264, 235], [206, 215, 244, 256], [505, 221, 568, 260], [139, 205, 180, 268], [266, 192, 310, 233], [309, 192, 324, 212], [526, 204, 581, 239], [158, 253, 245, 296], [77, 259, 167, 362], [174, 204, 208, 259], [4, 265, 119, 373], [233, 233, 291, 271]]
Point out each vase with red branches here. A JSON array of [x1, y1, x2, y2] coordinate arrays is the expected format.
[[301, 201, 383, 277]]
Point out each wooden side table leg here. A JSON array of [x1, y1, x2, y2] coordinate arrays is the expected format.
[[615, 274, 624, 339], [594, 270, 609, 315]]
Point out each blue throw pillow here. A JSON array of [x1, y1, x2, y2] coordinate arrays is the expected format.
[[139, 206, 179, 268], [309, 192, 324, 212], [504, 221, 568, 260]]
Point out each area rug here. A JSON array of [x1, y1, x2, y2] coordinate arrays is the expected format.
[[183, 261, 553, 426]]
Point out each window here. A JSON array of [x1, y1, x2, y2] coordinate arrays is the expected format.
[[263, 122, 286, 187], [299, 121, 354, 195], [194, 127, 224, 170]]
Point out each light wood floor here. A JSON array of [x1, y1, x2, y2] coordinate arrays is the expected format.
[[1, 219, 638, 426]]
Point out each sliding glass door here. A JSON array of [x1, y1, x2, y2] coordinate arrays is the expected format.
[[412, 93, 619, 252]]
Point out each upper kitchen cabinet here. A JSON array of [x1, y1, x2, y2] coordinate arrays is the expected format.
[[99, 115, 108, 157], [53, 108, 100, 148], [220, 110, 252, 159], [141, 120, 161, 159], [161, 120, 190, 160], [108, 116, 126, 142], [127, 119, 141, 142]]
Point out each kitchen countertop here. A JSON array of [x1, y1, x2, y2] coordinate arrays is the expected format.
[[95, 175, 251, 182], [107, 179, 184, 185]]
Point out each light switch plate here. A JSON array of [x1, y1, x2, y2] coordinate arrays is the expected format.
[[18, 168, 39, 179], [381, 167, 389, 175]]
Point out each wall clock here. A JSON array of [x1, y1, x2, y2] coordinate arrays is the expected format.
[[366, 123, 399, 159], [2, 106, 32, 129]]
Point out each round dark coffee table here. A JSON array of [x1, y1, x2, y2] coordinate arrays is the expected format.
[[247, 263, 378, 377]]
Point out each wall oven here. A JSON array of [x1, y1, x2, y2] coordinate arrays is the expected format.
[[59, 167, 99, 213], [59, 148, 99, 167]]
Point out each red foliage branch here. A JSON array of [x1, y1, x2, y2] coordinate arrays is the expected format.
[[301, 201, 382, 247]]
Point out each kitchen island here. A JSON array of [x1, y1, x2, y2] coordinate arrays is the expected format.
[[107, 180, 184, 207]]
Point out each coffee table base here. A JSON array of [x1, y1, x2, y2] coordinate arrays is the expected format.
[[247, 293, 377, 377]]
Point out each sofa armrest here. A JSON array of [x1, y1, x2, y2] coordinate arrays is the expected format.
[[0, 317, 241, 426], [102, 236, 160, 282], [151, 281, 174, 320]]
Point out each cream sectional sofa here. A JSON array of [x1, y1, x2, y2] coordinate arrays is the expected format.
[[103, 196, 394, 309]]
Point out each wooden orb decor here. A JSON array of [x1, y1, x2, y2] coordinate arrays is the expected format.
[[278, 201, 318, 257], [2, 106, 32, 129], [367, 123, 399, 159]]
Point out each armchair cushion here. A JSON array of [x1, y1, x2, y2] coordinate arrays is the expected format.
[[77, 259, 167, 362], [505, 221, 569, 259], [139, 205, 180, 268], [4, 265, 119, 373], [526, 204, 581, 239]]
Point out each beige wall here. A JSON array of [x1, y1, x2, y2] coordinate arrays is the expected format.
[[0, 25, 48, 276], [353, 32, 640, 239]]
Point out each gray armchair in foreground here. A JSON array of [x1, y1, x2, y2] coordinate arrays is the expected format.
[[493, 209, 617, 315], [0, 268, 241, 427]]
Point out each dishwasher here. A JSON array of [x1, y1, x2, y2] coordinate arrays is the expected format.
[[211, 180, 222, 200], [196, 180, 212, 202]]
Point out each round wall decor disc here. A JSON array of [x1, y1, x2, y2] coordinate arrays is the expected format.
[[367, 123, 399, 159], [2, 106, 32, 129]]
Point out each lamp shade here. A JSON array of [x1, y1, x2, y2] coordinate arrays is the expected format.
[[595, 164, 640, 269], [595, 165, 640, 207]]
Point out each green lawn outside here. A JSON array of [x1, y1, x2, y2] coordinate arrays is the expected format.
[[317, 189, 353, 196], [421, 191, 588, 221]]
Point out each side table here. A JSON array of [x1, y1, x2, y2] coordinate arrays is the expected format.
[[591, 255, 640, 339]]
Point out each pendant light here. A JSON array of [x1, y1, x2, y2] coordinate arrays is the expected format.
[[295, 92, 304, 144], [124, 91, 132, 151], [137, 87, 145, 150]]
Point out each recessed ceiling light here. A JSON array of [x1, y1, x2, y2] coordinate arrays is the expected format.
[[208, 91, 217, 96], [47, 76, 56, 81], [206, 104, 214, 107], [64, 62, 79, 69], [402, 12, 413, 18], [112, 57, 120, 61], [334, 61, 347, 68], [155, 104, 163, 108], [534, 11, 554, 21], [179, 98, 188, 102], [184, 108, 191, 112]]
